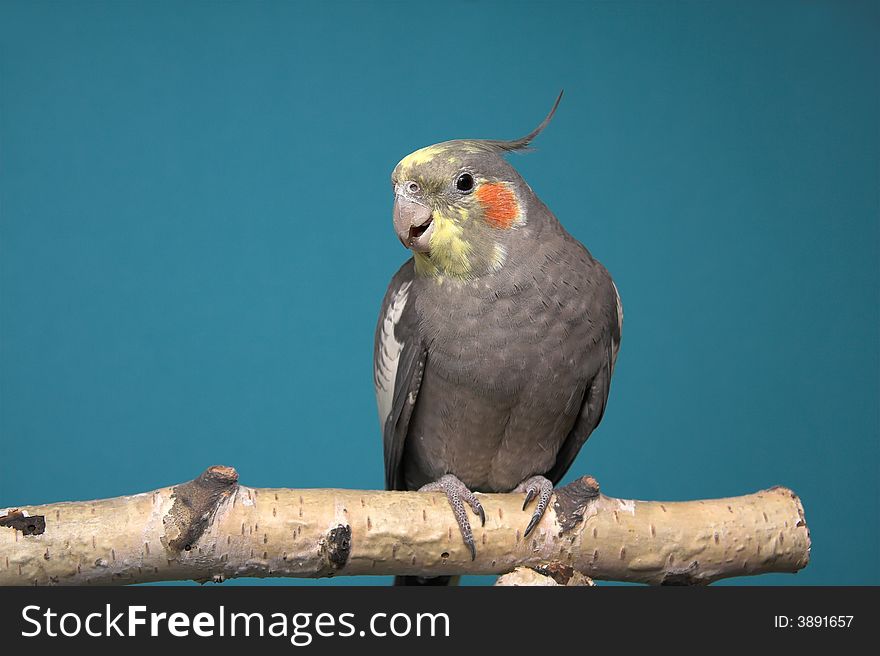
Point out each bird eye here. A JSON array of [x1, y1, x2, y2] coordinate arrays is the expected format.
[[455, 173, 475, 193]]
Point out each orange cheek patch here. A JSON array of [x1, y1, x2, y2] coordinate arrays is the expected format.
[[475, 183, 520, 229]]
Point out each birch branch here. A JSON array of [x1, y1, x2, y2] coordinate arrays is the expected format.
[[0, 466, 810, 586]]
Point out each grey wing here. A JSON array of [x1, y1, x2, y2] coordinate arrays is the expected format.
[[373, 260, 426, 491], [546, 280, 623, 485]]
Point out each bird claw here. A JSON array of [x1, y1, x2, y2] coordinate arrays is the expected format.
[[522, 488, 536, 510], [419, 474, 484, 560], [515, 475, 553, 537]]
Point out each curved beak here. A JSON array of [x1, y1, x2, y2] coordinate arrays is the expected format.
[[393, 195, 434, 253]]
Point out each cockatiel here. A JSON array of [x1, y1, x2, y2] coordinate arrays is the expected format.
[[373, 93, 622, 585]]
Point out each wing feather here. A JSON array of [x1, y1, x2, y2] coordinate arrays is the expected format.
[[546, 278, 622, 485], [373, 260, 426, 490]]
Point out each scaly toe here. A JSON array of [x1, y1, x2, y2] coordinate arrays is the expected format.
[[419, 474, 482, 560], [517, 475, 554, 537]]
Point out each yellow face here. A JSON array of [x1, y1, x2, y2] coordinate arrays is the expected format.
[[391, 141, 525, 280]]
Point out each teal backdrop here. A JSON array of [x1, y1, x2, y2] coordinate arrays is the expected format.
[[1, 0, 877, 585]]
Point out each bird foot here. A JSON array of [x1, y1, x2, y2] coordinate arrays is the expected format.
[[515, 475, 553, 537], [419, 474, 485, 560]]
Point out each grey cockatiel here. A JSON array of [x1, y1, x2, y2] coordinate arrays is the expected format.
[[373, 93, 622, 585]]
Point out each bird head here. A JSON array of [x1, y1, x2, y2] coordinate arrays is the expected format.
[[391, 92, 563, 280]]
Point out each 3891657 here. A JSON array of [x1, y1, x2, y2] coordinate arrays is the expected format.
[[774, 616, 854, 628]]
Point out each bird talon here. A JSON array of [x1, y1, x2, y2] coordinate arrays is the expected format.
[[419, 474, 483, 559], [522, 488, 536, 510], [516, 475, 554, 538], [524, 511, 543, 538]]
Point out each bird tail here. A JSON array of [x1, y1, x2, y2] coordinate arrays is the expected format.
[[393, 575, 460, 586]]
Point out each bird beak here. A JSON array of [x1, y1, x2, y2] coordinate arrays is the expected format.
[[393, 195, 434, 253]]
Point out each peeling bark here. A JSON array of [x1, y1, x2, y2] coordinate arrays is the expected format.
[[0, 468, 810, 586], [495, 566, 594, 586]]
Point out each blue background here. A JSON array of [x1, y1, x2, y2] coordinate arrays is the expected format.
[[1, 0, 877, 586]]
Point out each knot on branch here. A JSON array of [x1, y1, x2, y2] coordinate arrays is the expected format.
[[318, 524, 352, 576], [553, 475, 600, 534], [163, 465, 239, 553], [0, 509, 46, 536]]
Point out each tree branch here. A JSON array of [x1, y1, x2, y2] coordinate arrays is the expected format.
[[0, 466, 810, 585]]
